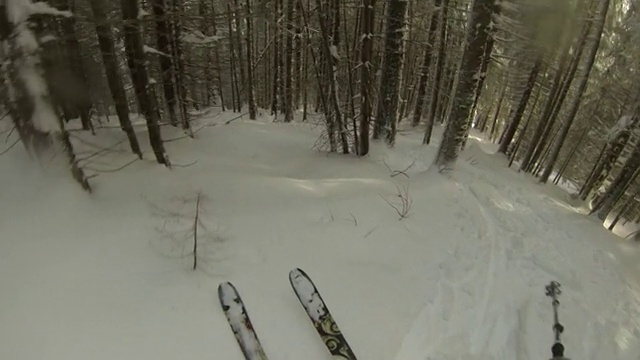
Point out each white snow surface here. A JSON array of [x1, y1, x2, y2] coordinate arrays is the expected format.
[[1, 111, 640, 360]]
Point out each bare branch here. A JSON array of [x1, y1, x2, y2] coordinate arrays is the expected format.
[[383, 158, 416, 178], [380, 183, 413, 220], [0, 137, 20, 156]]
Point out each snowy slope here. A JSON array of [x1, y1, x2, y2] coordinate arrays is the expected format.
[[1, 111, 639, 360]]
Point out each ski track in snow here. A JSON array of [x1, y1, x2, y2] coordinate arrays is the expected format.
[[395, 142, 640, 360], [466, 183, 508, 356]]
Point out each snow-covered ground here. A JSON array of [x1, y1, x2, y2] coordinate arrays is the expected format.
[[1, 110, 639, 360]]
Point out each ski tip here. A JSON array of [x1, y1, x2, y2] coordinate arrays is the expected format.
[[289, 267, 308, 280], [218, 281, 237, 296]]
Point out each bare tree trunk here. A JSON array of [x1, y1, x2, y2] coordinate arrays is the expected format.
[[591, 145, 640, 220], [315, 0, 348, 153], [582, 122, 637, 201], [233, 0, 247, 105], [423, 0, 449, 144], [210, 1, 225, 111], [509, 79, 542, 166], [411, 0, 441, 127], [151, 0, 179, 127], [271, 0, 282, 116], [52, 0, 93, 132], [498, 56, 542, 154], [284, 0, 294, 122], [523, 19, 590, 172], [88, 0, 142, 158], [489, 81, 507, 142], [397, 0, 415, 121], [171, 0, 190, 132], [539, 0, 611, 183], [435, 0, 499, 168], [294, 0, 304, 109], [358, 0, 375, 155], [246, 0, 257, 119], [373, 0, 408, 146], [121, 0, 170, 166], [553, 126, 588, 184], [227, 3, 240, 112]]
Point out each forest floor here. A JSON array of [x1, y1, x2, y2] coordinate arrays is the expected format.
[[1, 109, 640, 360]]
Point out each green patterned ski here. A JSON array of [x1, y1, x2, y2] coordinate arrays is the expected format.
[[289, 268, 358, 360], [218, 282, 269, 360]]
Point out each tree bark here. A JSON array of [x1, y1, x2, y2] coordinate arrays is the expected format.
[[498, 56, 542, 154], [121, 0, 170, 166], [151, 0, 179, 127], [246, 0, 257, 119], [434, 0, 499, 168], [411, 0, 441, 127], [88, 0, 142, 158], [423, 0, 449, 144], [539, 0, 611, 183], [373, 0, 408, 146], [284, 0, 294, 122], [358, 0, 375, 156]]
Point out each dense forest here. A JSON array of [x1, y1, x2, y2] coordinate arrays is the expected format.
[[1, 0, 639, 228]]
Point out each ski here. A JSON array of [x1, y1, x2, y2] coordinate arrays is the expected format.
[[289, 268, 358, 360], [218, 281, 269, 360]]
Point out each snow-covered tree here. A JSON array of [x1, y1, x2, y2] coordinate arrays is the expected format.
[[1, 0, 90, 191]]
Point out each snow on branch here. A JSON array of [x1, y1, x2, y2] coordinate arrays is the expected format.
[[138, 7, 150, 19], [143, 45, 170, 57], [607, 115, 634, 142], [6, 0, 72, 24], [181, 30, 223, 45], [12, 22, 61, 133]]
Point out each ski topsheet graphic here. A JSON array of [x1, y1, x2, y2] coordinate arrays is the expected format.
[[218, 282, 269, 360], [289, 268, 358, 360]]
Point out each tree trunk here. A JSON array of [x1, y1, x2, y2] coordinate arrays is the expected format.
[[284, 0, 294, 122], [246, 0, 257, 119], [210, 1, 225, 111], [591, 144, 640, 220], [88, 0, 142, 158], [315, 0, 348, 153], [121, 0, 170, 166], [52, 0, 93, 132], [151, 0, 179, 127], [411, 0, 441, 127], [498, 56, 542, 154], [233, 0, 246, 105], [423, 0, 449, 144], [373, 0, 408, 146], [539, 0, 611, 183], [526, 19, 591, 173], [582, 123, 636, 201], [271, 0, 281, 116], [435, 0, 499, 168], [358, 0, 375, 156], [171, 0, 190, 132]]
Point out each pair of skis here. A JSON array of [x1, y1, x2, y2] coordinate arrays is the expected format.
[[218, 268, 358, 360]]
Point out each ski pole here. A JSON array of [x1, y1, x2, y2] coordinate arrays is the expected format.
[[545, 281, 569, 360]]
